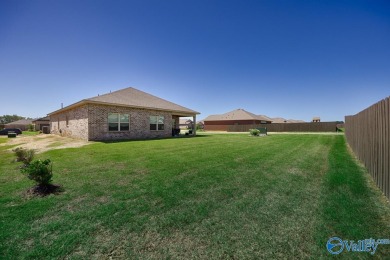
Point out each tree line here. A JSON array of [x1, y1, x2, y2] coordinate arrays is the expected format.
[[0, 115, 33, 124]]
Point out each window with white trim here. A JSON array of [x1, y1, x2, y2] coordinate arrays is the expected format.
[[108, 113, 130, 131], [150, 116, 164, 131]]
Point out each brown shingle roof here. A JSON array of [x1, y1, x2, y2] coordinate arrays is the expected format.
[[271, 117, 306, 123], [258, 114, 272, 121], [5, 119, 33, 126], [49, 87, 199, 116], [204, 109, 272, 122], [32, 116, 50, 123], [271, 117, 288, 123]]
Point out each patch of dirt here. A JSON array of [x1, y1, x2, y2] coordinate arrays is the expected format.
[[1, 134, 91, 153], [25, 184, 63, 197]]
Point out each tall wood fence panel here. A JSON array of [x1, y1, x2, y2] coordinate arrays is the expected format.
[[227, 122, 339, 132], [345, 97, 390, 199]]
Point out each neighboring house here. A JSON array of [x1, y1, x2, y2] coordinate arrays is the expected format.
[[4, 119, 33, 131], [271, 117, 288, 123], [287, 119, 306, 123], [203, 109, 272, 131], [47, 87, 200, 141], [179, 119, 193, 129], [32, 116, 50, 131], [271, 117, 305, 123], [312, 117, 321, 122]]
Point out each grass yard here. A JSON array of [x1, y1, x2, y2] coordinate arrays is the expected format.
[[21, 131, 40, 136], [0, 134, 389, 259]]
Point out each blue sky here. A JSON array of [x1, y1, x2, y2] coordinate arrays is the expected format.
[[1, 0, 389, 121]]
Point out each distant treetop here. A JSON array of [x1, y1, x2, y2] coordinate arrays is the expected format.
[[0, 115, 30, 124]]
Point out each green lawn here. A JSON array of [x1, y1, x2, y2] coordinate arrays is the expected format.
[[0, 134, 389, 259], [21, 131, 40, 136]]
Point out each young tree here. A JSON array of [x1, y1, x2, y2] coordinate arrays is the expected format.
[[13, 148, 57, 195]]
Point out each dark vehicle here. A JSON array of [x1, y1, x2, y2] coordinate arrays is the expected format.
[[0, 128, 23, 135]]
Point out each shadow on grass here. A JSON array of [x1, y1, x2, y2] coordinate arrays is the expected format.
[[24, 184, 64, 198], [316, 136, 390, 257]]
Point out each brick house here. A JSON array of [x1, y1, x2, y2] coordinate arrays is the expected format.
[[203, 109, 272, 131], [32, 116, 50, 132], [47, 87, 200, 141], [4, 119, 33, 131]]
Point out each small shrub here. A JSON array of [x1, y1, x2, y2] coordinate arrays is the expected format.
[[13, 149, 59, 196], [249, 129, 260, 136], [21, 159, 53, 186], [28, 124, 34, 132], [13, 147, 35, 166]]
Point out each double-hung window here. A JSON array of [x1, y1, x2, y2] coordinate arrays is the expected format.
[[150, 116, 164, 131], [108, 113, 129, 131]]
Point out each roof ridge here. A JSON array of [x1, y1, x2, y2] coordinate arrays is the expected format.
[[49, 86, 199, 116], [87, 86, 135, 100], [87, 86, 192, 110]]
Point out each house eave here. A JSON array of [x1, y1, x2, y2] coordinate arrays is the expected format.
[[47, 100, 88, 116]]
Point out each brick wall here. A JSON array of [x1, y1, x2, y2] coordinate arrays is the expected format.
[[4, 124, 30, 131], [50, 105, 89, 140], [51, 104, 175, 141], [88, 104, 173, 141]]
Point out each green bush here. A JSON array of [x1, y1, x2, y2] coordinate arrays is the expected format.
[[249, 129, 260, 136], [28, 124, 35, 132], [13, 147, 35, 166], [21, 159, 53, 186]]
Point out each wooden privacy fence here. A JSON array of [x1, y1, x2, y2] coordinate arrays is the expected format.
[[227, 122, 339, 132], [345, 97, 390, 199]]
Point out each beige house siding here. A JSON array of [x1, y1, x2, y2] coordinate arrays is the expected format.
[[50, 105, 89, 140], [87, 104, 173, 141]]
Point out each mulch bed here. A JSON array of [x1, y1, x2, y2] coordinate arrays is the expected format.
[[25, 184, 63, 197]]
